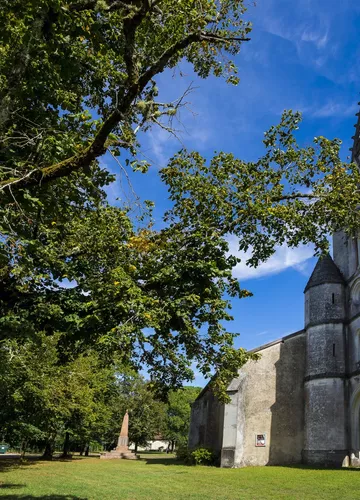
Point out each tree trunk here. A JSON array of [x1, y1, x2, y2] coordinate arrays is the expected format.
[[20, 440, 27, 458], [61, 431, 71, 458], [84, 444, 89, 456], [79, 445, 84, 456], [134, 442, 138, 453], [171, 440, 175, 452], [42, 441, 54, 460]]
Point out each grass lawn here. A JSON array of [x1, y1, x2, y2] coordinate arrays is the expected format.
[[1, 454, 360, 499]]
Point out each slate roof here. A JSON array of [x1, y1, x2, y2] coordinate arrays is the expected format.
[[304, 254, 344, 292]]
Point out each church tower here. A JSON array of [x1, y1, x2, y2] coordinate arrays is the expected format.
[[303, 103, 360, 466], [303, 255, 347, 466]]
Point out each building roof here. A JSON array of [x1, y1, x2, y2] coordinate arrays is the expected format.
[[304, 254, 344, 292], [249, 329, 304, 354], [194, 329, 305, 402]]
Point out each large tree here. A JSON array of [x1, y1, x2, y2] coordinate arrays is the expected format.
[[0, 1, 360, 403], [0, 0, 250, 191]]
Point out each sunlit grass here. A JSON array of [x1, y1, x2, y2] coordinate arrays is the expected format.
[[0, 455, 360, 499]]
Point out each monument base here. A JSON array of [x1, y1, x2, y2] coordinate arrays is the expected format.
[[100, 446, 138, 460]]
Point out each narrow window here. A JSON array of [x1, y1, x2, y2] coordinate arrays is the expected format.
[[332, 293, 335, 304], [333, 343, 336, 357]]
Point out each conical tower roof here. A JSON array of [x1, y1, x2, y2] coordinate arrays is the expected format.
[[304, 254, 344, 292], [350, 101, 360, 167]]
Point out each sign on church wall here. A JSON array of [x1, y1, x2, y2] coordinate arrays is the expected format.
[[255, 433, 266, 447]]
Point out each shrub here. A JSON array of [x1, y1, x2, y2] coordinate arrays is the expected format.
[[175, 445, 193, 464], [176, 446, 218, 466], [191, 447, 218, 466]]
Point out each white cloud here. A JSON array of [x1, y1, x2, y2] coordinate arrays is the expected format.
[[310, 101, 358, 118], [147, 127, 174, 168], [256, 330, 270, 336], [300, 26, 329, 49], [293, 99, 358, 120], [227, 235, 314, 281]]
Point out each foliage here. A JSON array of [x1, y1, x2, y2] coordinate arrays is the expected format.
[[102, 371, 166, 451], [191, 447, 218, 466], [176, 445, 218, 465], [175, 444, 193, 463], [0, 334, 114, 456], [0, 1, 359, 406], [0, 0, 255, 399], [164, 387, 201, 447], [0, 0, 251, 191], [162, 111, 360, 263]]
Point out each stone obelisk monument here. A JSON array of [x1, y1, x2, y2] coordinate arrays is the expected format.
[[100, 411, 138, 460]]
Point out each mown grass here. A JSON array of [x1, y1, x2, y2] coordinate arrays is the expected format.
[[1, 454, 360, 499]]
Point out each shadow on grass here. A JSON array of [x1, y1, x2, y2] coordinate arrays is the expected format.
[[0, 458, 38, 474], [0, 455, 93, 474], [270, 464, 360, 472], [0, 483, 27, 489], [140, 455, 185, 466]]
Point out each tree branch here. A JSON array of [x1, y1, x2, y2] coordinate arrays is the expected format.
[[200, 32, 251, 43], [0, 30, 250, 194], [123, 2, 146, 85]]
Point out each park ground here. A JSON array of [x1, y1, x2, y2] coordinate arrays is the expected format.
[[1, 454, 360, 499]]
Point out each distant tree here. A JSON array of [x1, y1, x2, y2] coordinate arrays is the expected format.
[[0, 334, 114, 458], [102, 371, 166, 453], [164, 387, 201, 449]]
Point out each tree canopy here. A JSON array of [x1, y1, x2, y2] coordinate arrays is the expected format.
[[0, 0, 359, 404], [0, 0, 250, 191]]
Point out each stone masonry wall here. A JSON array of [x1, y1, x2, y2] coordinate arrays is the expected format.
[[228, 332, 306, 467]]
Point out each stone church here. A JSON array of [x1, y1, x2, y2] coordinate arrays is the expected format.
[[188, 106, 360, 468]]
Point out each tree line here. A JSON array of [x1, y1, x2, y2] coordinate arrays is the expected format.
[[0, 339, 200, 458]]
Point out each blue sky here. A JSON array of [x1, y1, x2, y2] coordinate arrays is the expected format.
[[104, 0, 360, 385]]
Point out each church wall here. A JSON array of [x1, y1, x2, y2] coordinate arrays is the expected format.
[[188, 387, 224, 454], [347, 315, 360, 373], [221, 389, 241, 467], [348, 375, 360, 452], [347, 273, 360, 326], [347, 316, 360, 454], [333, 232, 358, 282], [333, 232, 350, 280], [303, 275, 347, 466], [227, 332, 305, 467], [304, 378, 347, 466]]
